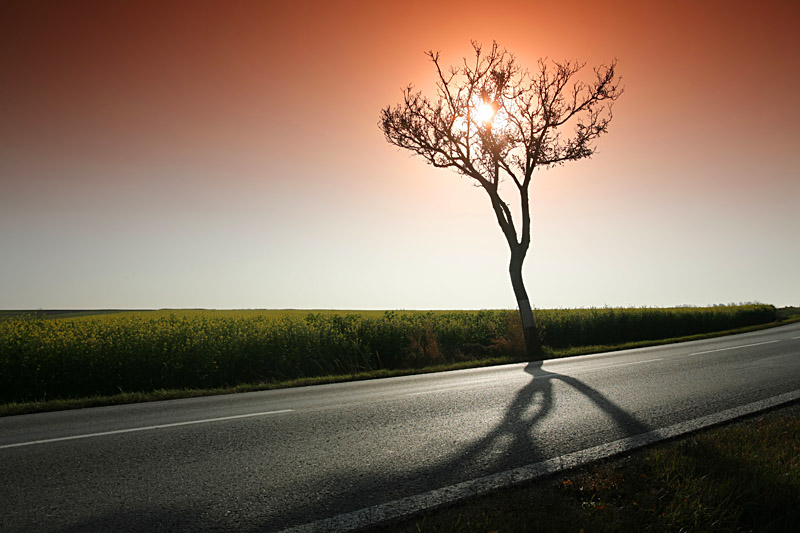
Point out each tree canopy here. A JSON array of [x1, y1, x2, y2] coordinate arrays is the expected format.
[[380, 42, 622, 356]]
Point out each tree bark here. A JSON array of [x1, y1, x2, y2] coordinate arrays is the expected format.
[[509, 251, 543, 358]]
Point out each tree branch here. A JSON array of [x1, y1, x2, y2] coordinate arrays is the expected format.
[[380, 41, 621, 250]]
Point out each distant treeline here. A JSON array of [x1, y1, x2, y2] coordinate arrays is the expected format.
[[0, 305, 777, 404]]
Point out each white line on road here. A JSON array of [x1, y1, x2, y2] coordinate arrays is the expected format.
[[404, 378, 513, 397], [405, 386, 475, 397], [581, 358, 664, 371], [284, 390, 800, 532], [690, 340, 781, 356], [0, 409, 294, 450], [404, 359, 666, 397]]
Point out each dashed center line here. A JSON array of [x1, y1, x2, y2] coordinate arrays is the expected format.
[[0, 409, 294, 450], [690, 340, 781, 356]]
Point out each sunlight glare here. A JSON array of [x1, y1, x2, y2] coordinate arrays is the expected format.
[[474, 100, 496, 125]]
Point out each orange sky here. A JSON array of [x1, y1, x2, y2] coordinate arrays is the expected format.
[[1, 0, 798, 309]]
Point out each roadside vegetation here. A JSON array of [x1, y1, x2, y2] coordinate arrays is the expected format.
[[384, 403, 800, 532], [0, 304, 790, 415]]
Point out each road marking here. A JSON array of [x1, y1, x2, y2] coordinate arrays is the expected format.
[[405, 387, 466, 397], [405, 359, 666, 396], [0, 409, 294, 450], [792, 336, 800, 340], [404, 378, 511, 397], [406, 359, 666, 396], [690, 340, 781, 356], [557, 358, 665, 377], [582, 358, 664, 371], [284, 390, 800, 533]]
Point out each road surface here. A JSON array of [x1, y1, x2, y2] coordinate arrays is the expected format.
[[1, 322, 799, 531]]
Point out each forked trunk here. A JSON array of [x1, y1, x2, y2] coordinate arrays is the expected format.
[[509, 253, 543, 358]]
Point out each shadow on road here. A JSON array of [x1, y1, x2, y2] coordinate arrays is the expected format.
[[435, 360, 653, 473], [281, 359, 655, 531], [46, 360, 655, 532]]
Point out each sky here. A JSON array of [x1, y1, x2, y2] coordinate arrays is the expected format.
[[1, 0, 798, 310]]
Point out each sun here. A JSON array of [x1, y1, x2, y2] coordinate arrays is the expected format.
[[474, 100, 496, 125], [453, 97, 506, 133]]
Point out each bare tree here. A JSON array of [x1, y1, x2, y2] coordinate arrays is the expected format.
[[380, 41, 622, 357]]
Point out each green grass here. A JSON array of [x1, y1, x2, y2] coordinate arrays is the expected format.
[[381, 403, 800, 532], [1, 311, 795, 417], [776, 306, 800, 320], [0, 305, 783, 412]]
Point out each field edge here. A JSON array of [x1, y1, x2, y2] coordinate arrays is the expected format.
[[2, 317, 797, 418]]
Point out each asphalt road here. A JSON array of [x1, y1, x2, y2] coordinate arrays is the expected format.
[[2, 322, 799, 532]]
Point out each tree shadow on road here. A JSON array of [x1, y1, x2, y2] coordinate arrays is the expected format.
[[50, 359, 656, 532], [282, 358, 655, 531], [423, 359, 652, 482]]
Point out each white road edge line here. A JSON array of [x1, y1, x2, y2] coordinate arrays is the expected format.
[[690, 340, 781, 356], [0, 409, 294, 450], [406, 359, 666, 397], [404, 378, 513, 397], [579, 358, 664, 371], [282, 390, 800, 533], [405, 386, 478, 397]]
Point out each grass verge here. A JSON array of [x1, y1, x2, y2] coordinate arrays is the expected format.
[[2, 317, 797, 418], [375, 401, 800, 532]]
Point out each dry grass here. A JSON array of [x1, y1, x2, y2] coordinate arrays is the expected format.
[[386, 403, 800, 532]]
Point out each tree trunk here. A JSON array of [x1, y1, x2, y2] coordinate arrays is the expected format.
[[509, 252, 543, 358]]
